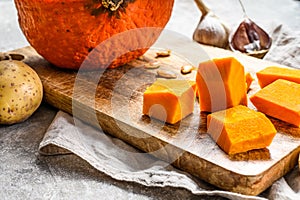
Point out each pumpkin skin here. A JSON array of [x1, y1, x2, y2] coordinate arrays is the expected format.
[[14, 0, 174, 70]]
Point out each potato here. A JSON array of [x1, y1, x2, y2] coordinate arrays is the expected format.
[[0, 60, 43, 124]]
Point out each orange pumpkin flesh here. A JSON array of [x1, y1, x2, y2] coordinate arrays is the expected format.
[[14, 0, 174, 70], [250, 79, 300, 127], [245, 72, 254, 91], [256, 66, 300, 88], [207, 105, 276, 155], [143, 79, 195, 124], [196, 57, 248, 112]]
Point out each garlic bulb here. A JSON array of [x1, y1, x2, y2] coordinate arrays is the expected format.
[[193, 0, 230, 48], [229, 0, 272, 58], [229, 18, 272, 53]]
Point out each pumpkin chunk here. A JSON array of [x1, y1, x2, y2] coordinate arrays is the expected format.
[[196, 57, 247, 112], [256, 66, 300, 88], [188, 80, 199, 97], [143, 79, 195, 124], [250, 79, 300, 127], [245, 72, 254, 91], [191, 72, 252, 98], [207, 105, 277, 155]]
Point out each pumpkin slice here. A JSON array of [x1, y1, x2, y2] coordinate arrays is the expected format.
[[256, 66, 300, 88], [143, 79, 195, 124], [196, 57, 247, 112], [207, 105, 277, 155], [250, 79, 300, 127]]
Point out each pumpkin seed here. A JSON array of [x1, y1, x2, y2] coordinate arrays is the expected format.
[[156, 49, 171, 58], [181, 65, 194, 74], [144, 61, 160, 69], [157, 70, 177, 79], [138, 55, 154, 62]]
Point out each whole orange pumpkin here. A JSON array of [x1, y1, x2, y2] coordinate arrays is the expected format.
[[14, 0, 174, 70]]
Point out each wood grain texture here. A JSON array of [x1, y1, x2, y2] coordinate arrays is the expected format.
[[6, 45, 300, 196]]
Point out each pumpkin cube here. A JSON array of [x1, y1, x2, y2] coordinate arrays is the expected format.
[[245, 72, 254, 91], [250, 79, 300, 127], [207, 105, 277, 155], [143, 79, 195, 124], [191, 73, 252, 98], [188, 80, 199, 97], [196, 57, 247, 112], [256, 66, 300, 88]]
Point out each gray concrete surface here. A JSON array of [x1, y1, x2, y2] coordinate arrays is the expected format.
[[0, 0, 28, 51], [1, 0, 300, 199]]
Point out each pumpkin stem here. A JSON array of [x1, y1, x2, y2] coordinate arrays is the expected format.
[[102, 0, 124, 11], [89, 0, 135, 17]]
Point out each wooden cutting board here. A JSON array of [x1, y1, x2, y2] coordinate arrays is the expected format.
[[5, 41, 300, 196]]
